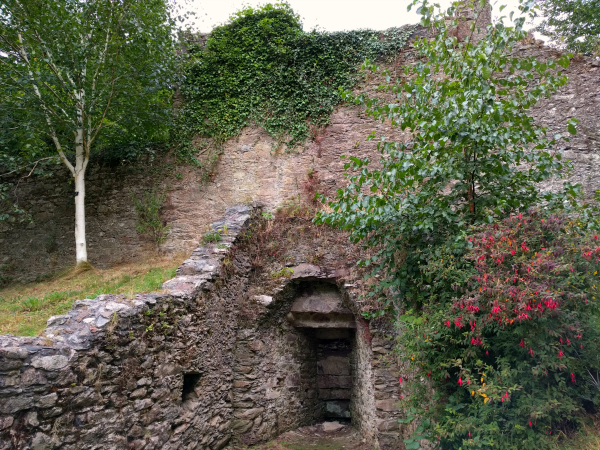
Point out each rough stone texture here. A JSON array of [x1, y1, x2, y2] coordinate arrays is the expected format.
[[4, 32, 597, 283], [0, 206, 408, 449], [0, 205, 252, 450]]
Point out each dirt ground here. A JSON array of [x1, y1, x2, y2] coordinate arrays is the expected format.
[[247, 422, 375, 450]]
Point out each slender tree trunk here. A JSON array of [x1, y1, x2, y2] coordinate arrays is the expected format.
[[74, 169, 87, 264], [73, 119, 89, 264]]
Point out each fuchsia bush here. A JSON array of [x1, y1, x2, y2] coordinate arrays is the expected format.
[[398, 212, 600, 449]]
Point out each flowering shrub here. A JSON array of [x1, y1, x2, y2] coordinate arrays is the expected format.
[[398, 212, 600, 449]]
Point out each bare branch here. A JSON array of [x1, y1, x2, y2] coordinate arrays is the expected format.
[[0, 156, 58, 178]]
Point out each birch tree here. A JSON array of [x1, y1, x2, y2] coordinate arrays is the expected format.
[[0, 0, 176, 264]]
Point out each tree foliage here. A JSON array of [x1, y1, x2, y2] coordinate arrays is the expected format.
[[535, 0, 600, 56], [178, 2, 415, 149], [316, 0, 578, 313], [0, 0, 178, 262]]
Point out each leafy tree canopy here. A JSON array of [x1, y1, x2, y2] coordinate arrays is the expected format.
[[0, 0, 179, 261], [535, 0, 600, 56], [316, 0, 579, 313]]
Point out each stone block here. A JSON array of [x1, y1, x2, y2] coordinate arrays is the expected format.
[[377, 418, 400, 432], [319, 388, 351, 400], [233, 407, 264, 420], [31, 355, 69, 371], [0, 416, 13, 430], [318, 375, 352, 389], [231, 419, 253, 433], [318, 356, 350, 376], [322, 421, 344, 432], [375, 399, 399, 412], [0, 396, 33, 414], [36, 393, 58, 408]]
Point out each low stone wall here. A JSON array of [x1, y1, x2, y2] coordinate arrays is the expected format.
[[0, 205, 407, 449], [0, 205, 252, 450]]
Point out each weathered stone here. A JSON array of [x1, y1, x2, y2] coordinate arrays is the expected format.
[[0, 359, 22, 371], [0, 396, 33, 414], [30, 432, 52, 450], [375, 399, 399, 412], [36, 393, 58, 409], [25, 411, 39, 427], [0, 416, 13, 431], [318, 356, 350, 376], [0, 348, 28, 360], [231, 419, 253, 434], [20, 368, 47, 386], [130, 388, 147, 399], [322, 421, 344, 432], [233, 408, 264, 420], [31, 355, 69, 371], [134, 398, 153, 411]]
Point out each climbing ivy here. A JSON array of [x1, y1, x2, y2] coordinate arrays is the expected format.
[[178, 2, 414, 149]]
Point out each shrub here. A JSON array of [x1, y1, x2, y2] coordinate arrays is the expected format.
[[132, 189, 170, 252], [398, 211, 600, 449]]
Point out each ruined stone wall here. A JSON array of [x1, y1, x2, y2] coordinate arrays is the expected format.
[[0, 205, 253, 450], [4, 32, 597, 283], [0, 206, 407, 449]]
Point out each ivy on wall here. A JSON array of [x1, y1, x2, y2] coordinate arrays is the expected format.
[[178, 2, 414, 149]]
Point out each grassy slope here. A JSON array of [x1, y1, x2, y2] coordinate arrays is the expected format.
[[0, 256, 182, 336]]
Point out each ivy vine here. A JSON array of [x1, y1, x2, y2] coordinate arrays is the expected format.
[[177, 2, 415, 149]]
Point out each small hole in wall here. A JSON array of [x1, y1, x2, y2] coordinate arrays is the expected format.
[[182, 373, 201, 402]]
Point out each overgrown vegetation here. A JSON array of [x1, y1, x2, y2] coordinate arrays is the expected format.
[[398, 212, 600, 448], [535, 0, 600, 56], [132, 188, 170, 252], [177, 2, 414, 150], [315, 0, 599, 447], [0, 257, 180, 336]]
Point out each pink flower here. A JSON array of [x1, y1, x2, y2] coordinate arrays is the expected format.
[[458, 377, 463, 386]]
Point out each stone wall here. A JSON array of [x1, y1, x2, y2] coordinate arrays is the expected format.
[[0, 206, 407, 449], [3, 31, 598, 283], [0, 205, 253, 450]]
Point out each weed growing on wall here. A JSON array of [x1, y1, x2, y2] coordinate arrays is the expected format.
[[131, 189, 170, 252], [177, 2, 414, 149]]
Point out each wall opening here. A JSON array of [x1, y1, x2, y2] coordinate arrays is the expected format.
[[182, 373, 201, 402], [287, 281, 357, 424], [316, 329, 354, 422]]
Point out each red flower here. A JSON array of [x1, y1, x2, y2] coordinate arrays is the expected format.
[[458, 377, 463, 386]]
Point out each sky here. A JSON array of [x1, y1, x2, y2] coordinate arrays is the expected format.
[[182, 0, 537, 33]]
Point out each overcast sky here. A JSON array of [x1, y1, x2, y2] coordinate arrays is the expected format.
[[183, 0, 535, 33]]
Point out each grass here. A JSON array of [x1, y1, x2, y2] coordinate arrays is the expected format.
[[0, 256, 183, 336], [550, 418, 600, 450]]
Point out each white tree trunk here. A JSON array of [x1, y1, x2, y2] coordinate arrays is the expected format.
[[73, 115, 89, 265], [74, 170, 87, 264]]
